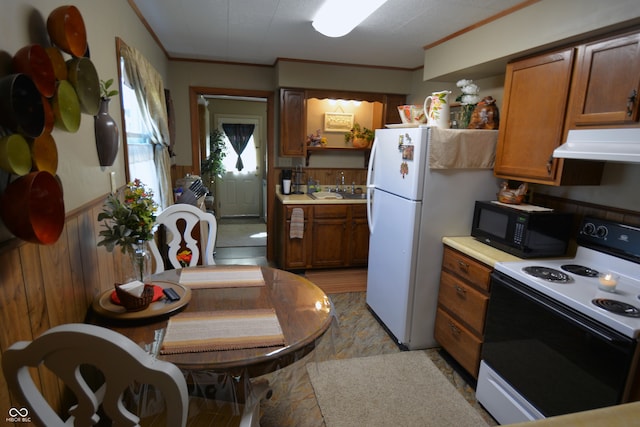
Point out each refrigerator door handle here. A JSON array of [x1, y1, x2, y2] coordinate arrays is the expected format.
[[366, 137, 378, 234]]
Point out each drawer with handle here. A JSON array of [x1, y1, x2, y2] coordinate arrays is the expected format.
[[441, 246, 492, 291], [434, 307, 482, 378], [438, 270, 488, 335]]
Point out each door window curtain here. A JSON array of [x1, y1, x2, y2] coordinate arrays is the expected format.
[[222, 123, 255, 172], [120, 43, 173, 209]]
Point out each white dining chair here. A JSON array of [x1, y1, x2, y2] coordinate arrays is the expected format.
[[2, 323, 266, 427], [2, 323, 189, 426], [148, 203, 217, 274]]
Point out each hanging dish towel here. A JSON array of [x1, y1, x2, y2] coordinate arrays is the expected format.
[[290, 207, 304, 239]]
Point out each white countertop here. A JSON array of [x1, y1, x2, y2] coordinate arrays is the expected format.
[[442, 236, 522, 267], [276, 190, 367, 205]]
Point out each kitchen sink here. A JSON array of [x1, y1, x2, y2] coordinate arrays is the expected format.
[[309, 191, 343, 200]]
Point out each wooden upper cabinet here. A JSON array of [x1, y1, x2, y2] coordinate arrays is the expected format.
[[279, 88, 407, 157], [568, 31, 640, 127], [494, 48, 576, 184], [280, 88, 306, 156], [383, 94, 407, 125]]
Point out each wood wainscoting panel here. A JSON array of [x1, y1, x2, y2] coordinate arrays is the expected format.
[[0, 192, 121, 412]]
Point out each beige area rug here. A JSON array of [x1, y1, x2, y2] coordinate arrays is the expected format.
[[216, 222, 267, 247], [306, 351, 489, 427]]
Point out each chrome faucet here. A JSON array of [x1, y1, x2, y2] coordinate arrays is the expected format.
[[335, 171, 345, 192]]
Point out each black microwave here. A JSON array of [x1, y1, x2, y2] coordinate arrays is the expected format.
[[471, 201, 573, 258]]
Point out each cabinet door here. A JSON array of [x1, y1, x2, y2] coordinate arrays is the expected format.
[[312, 205, 348, 268], [280, 88, 306, 156], [383, 94, 407, 125], [494, 48, 575, 184], [284, 206, 310, 269], [570, 31, 640, 126], [348, 205, 369, 266]]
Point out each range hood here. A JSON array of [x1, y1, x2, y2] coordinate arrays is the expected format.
[[553, 128, 640, 163]]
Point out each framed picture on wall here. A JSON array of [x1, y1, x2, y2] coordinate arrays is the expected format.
[[324, 112, 354, 132]]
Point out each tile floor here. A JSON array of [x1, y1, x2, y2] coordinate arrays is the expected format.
[[256, 292, 496, 426], [212, 224, 496, 426]]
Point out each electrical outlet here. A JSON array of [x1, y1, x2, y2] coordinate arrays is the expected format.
[[110, 171, 116, 192]]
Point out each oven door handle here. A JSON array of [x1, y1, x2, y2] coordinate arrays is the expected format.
[[498, 273, 630, 345], [532, 292, 625, 344]]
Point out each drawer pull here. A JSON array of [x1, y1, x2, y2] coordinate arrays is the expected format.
[[454, 285, 467, 297], [448, 321, 461, 335], [456, 260, 469, 271]]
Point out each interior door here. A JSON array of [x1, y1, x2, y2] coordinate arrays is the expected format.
[[215, 116, 262, 218]]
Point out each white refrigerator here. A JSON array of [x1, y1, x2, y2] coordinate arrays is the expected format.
[[366, 126, 498, 350]]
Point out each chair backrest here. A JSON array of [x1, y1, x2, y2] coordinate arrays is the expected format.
[[1, 323, 188, 427], [148, 203, 217, 274]]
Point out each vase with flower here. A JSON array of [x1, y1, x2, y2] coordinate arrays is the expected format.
[[455, 79, 481, 129], [97, 179, 158, 282]]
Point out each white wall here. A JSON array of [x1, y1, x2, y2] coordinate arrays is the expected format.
[[2, 0, 168, 211], [4, 1, 638, 214], [423, 0, 640, 81], [420, 0, 640, 212]]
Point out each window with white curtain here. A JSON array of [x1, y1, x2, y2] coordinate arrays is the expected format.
[[221, 133, 258, 174], [120, 82, 162, 208]]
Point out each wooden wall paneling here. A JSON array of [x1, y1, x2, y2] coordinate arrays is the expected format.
[[19, 242, 67, 417], [0, 249, 34, 408], [19, 244, 50, 338], [85, 205, 120, 302], [78, 207, 104, 306], [0, 351, 8, 409], [65, 218, 91, 322], [532, 193, 640, 227], [38, 228, 75, 327], [93, 204, 122, 296]]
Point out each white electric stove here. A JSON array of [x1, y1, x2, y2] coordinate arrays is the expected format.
[[493, 221, 640, 338], [477, 215, 640, 424]]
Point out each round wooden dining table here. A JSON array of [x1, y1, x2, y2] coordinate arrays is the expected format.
[[88, 264, 334, 418]]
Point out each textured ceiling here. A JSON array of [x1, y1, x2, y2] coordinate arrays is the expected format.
[[131, 0, 527, 69]]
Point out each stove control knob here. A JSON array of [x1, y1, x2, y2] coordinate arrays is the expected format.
[[596, 225, 608, 238], [582, 222, 596, 236]]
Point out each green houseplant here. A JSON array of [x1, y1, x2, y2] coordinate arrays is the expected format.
[[200, 128, 227, 189], [97, 179, 158, 282], [344, 123, 374, 148]]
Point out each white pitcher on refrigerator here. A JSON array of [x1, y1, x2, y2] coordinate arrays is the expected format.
[[423, 91, 451, 129]]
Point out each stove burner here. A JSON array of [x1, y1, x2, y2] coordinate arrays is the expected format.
[[523, 266, 573, 283], [561, 264, 599, 277], [592, 299, 640, 318]]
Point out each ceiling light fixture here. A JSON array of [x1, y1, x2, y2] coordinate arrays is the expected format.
[[312, 0, 388, 38]]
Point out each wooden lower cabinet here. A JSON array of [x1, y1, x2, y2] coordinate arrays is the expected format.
[[434, 246, 492, 378], [276, 200, 369, 270], [312, 205, 348, 268], [348, 204, 369, 266], [279, 205, 311, 269]]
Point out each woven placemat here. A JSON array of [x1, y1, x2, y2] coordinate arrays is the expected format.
[[160, 309, 284, 354], [179, 265, 265, 288]]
